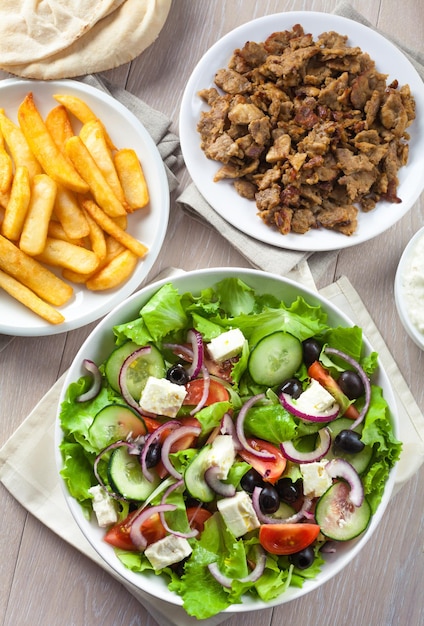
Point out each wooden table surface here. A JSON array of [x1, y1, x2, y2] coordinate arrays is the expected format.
[[1, 2, 423, 625]]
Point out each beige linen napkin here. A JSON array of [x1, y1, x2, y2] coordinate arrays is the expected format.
[[177, 1, 424, 277]]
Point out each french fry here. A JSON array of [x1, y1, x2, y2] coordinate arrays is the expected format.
[[54, 185, 90, 239], [1, 166, 31, 241], [20, 174, 57, 256], [17, 93, 89, 194], [112, 214, 128, 230], [45, 104, 75, 151], [0, 189, 10, 210], [61, 236, 125, 284], [36, 237, 100, 274], [0, 110, 42, 180], [80, 120, 128, 208], [47, 220, 84, 245], [65, 136, 126, 217], [82, 199, 148, 257], [86, 249, 138, 291], [83, 207, 107, 261], [114, 148, 150, 211], [0, 268, 65, 324], [0, 123, 13, 193], [53, 93, 116, 150], [0, 234, 73, 306]]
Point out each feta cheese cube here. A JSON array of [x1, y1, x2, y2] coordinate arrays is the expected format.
[[88, 485, 118, 528], [296, 378, 338, 413], [300, 459, 332, 498], [207, 328, 245, 362], [209, 435, 236, 479], [217, 491, 260, 537], [139, 376, 187, 417], [144, 534, 192, 570]]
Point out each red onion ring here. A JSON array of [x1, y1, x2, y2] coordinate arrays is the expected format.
[[118, 346, 152, 414], [324, 347, 371, 430], [189, 366, 211, 415], [160, 425, 202, 479], [204, 466, 236, 497], [207, 545, 266, 588], [140, 420, 180, 482], [129, 503, 176, 550], [220, 413, 242, 450], [186, 329, 203, 379], [158, 479, 199, 539], [325, 458, 364, 506], [76, 359, 102, 402], [236, 394, 275, 460], [252, 486, 312, 524], [280, 427, 331, 463], [279, 390, 340, 422]]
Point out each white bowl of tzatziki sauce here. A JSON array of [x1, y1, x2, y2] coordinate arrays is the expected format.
[[395, 226, 424, 350]]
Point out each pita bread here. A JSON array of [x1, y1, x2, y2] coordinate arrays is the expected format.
[[0, 0, 126, 65], [0, 0, 172, 80]]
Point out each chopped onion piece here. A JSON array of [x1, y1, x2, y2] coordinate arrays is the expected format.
[[324, 347, 371, 429], [186, 329, 203, 379], [208, 545, 266, 587], [129, 503, 176, 550], [236, 394, 275, 459], [189, 366, 210, 415], [118, 346, 152, 414], [252, 486, 312, 524], [76, 359, 102, 402], [220, 412, 242, 450], [140, 420, 180, 482], [280, 427, 331, 463], [159, 478, 199, 539], [160, 425, 202, 479], [204, 466, 236, 497], [325, 458, 364, 506], [279, 390, 339, 422]]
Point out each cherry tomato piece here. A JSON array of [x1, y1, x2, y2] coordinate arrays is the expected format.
[[183, 379, 230, 406], [104, 511, 166, 551], [186, 506, 212, 534], [259, 523, 320, 555], [238, 437, 286, 483]]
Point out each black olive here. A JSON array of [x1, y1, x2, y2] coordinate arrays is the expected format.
[[337, 370, 365, 399], [275, 477, 302, 503], [333, 429, 365, 454], [144, 441, 162, 468], [289, 546, 315, 570], [240, 468, 265, 494], [258, 484, 280, 514], [302, 338, 321, 368], [166, 363, 189, 386], [278, 378, 303, 399]]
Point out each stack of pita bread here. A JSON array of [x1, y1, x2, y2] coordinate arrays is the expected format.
[[0, 0, 172, 79]]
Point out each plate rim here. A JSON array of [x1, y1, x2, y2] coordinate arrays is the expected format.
[[179, 11, 424, 252], [0, 77, 170, 337]]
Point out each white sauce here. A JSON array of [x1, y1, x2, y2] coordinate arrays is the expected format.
[[403, 232, 424, 333]]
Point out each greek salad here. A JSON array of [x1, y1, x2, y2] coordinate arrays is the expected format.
[[59, 278, 401, 618]]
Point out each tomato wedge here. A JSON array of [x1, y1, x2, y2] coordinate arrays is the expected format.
[[259, 523, 320, 555], [238, 437, 286, 483], [308, 361, 359, 420], [186, 506, 212, 534], [183, 378, 230, 406], [104, 510, 166, 551]]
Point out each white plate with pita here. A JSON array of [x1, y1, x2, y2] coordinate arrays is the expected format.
[[180, 12, 424, 252], [0, 78, 169, 337]]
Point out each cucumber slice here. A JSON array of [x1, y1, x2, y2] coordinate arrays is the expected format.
[[105, 341, 165, 398], [326, 418, 373, 474], [108, 445, 160, 500], [315, 481, 371, 541], [184, 445, 214, 502], [248, 331, 302, 387], [89, 404, 147, 450]]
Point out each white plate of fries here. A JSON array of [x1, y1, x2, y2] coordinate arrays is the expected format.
[[0, 78, 169, 336]]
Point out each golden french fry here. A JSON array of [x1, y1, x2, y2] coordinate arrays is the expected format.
[[112, 214, 128, 230], [65, 136, 126, 217], [20, 174, 57, 256], [0, 110, 42, 180], [47, 220, 84, 245], [36, 237, 100, 274], [82, 199, 148, 257], [53, 94, 116, 150], [0, 234, 73, 306], [61, 235, 125, 283], [17, 93, 89, 194], [0, 268, 65, 325], [86, 249, 138, 291], [54, 185, 90, 239], [0, 189, 10, 210], [83, 207, 107, 260], [114, 148, 150, 211], [0, 125, 13, 194], [80, 120, 127, 208], [45, 104, 75, 150], [1, 166, 31, 241]]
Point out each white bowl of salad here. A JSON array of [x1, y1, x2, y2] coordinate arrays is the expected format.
[[56, 268, 401, 618]]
